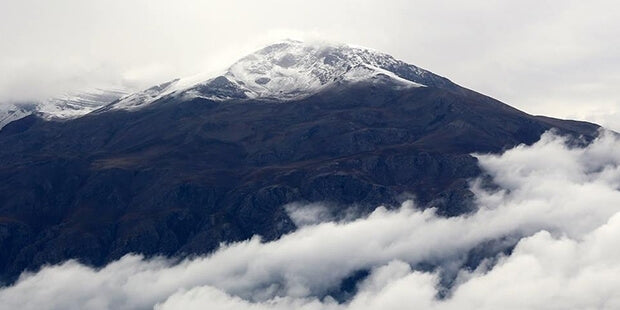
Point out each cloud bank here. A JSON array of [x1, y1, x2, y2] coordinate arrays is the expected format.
[[1, 130, 620, 309]]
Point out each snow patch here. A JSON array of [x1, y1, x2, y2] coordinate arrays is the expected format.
[[0, 88, 129, 129]]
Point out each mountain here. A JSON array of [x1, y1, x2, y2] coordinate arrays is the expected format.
[[0, 88, 129, 129], [0, 41, 599, 283], [98, 40, 458, 111]]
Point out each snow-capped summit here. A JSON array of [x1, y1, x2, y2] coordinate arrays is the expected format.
[[105, 40, 456, 111], [221, 39, 425, 99], [0, 88, 129, 129], [1, 41, 459, 129]]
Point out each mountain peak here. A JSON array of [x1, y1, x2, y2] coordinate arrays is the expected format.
[[221, 40, 425, 100], [105, 40, 458, 111], [1, 41, 462, 128]]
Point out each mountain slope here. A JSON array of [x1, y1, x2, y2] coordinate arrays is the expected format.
[[0, 41, 600, 283], [0, 88, 129, 129]]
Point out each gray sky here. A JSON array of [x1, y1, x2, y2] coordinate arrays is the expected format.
[[1, 0, 619, 126]]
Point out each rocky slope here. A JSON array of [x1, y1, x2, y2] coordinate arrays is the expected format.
[[0, 41, 600, 283]]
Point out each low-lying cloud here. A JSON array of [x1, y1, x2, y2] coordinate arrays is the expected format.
[[2, 130, 620, 310]]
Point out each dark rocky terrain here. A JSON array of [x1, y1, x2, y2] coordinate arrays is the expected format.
[[0, 50, 600, 284]]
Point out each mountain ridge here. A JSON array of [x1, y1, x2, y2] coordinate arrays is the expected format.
[[98, 40, 461, 112], [0, 88, 129, 129], [0, 41, 601, 284]]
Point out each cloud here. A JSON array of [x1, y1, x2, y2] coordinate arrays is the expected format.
[[583, 110, 620, 133], [1, 130, 620, 309], [158, 217, 620, 310], [284, 202, 335, 227]]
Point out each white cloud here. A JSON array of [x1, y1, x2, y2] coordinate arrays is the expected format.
[[583, 110, 620, 132], [1, 131, 620, 309], [157, 219, 620, 310], [284, 202, 334, 227]]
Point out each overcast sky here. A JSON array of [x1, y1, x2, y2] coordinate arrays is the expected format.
[[1, 0, 619, 125]]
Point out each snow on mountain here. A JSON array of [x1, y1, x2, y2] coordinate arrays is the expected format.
[[105, 40, 453, 111], [38, 88, 129, 118], [221, 40, 425, 99], [98, 80, 180, 111], [0, 88, 129, 129], [2, 40, 456, 121], [0, 103, 37, 129]]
